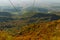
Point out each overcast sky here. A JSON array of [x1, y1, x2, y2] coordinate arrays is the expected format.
[[0, 0, 60, 6]]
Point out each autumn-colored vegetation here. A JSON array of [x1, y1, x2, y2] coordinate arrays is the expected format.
[[0, 19, 60, 40]]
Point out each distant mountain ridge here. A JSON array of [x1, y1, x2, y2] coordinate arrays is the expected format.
[[0, 12, 12, 17], [0, 12, 16, 22], [20, 12, 60, 23]]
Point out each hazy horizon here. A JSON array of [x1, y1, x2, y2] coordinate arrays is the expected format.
[[0, 0, 60, 7]]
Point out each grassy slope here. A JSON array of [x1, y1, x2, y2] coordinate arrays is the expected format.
[[14, 19, 60, 40], [0, 20, 60, 40]]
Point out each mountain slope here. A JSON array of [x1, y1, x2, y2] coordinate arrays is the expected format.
[[0, 19, 60, 40], [13, 19, 60, 40], [0, 13, 60, 40]]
